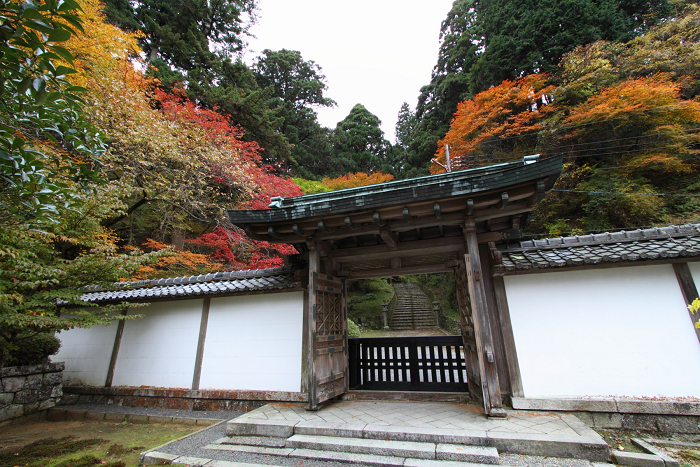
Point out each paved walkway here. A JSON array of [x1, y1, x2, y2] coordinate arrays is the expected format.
[[239, 400, 586, 437]]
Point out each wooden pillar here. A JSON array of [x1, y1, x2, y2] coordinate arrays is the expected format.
[[491, 275, 524, 398], [479, 243, 510, 400], [673, 262, 700, 344], [464, 219, 506, 417], [306, 240, 320, 410], [191, 298, 211, 390], [105, 308, 128, 387]]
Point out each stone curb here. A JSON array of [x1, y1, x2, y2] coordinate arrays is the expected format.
[[46, 407, 223, 426], [631, 438, 680, 466], [140, 419, 227, 465], [512, 397, 700, 416]]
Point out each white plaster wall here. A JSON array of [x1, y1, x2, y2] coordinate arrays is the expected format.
[[54, 317, 119, 386], [689, 261, 700, 295], [111, 300, 202, 388], [199, 291, 304, 392], [504, 264, 700, 398]]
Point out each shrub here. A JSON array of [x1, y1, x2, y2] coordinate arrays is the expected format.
[[347, 319, 361, 338], [6, 333, 61, 367]]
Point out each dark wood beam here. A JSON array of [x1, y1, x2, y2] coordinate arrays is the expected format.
[[379, 228, 399, 248], [673, 262, 700, 344], [330, 232, 504, 264], [338, 263, 454, 279]]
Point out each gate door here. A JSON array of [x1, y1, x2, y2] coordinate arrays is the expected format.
[[348, 336, 468, 392], [308, 272, 348, 410]]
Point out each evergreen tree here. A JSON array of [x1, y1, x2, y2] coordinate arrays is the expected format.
[[253, 49, 336, 172], [332, 104, 391, 176]]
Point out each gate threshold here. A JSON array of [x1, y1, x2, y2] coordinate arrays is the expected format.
[[344, 390, 471, 404]]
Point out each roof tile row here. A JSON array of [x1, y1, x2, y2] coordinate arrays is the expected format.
[[80, 265, 301, 303], [501, 224, 700, 271]]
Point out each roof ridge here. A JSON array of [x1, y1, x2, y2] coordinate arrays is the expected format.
[[82, 264, 301, 293], [511, 224, 700, 252]]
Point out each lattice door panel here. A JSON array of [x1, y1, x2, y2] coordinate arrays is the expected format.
[[309, 272, 347, 410]]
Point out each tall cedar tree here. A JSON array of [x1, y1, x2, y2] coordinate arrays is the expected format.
[[253, 49, 336, 174], [331, 104, 391, 177]]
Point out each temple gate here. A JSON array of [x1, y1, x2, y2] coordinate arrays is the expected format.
[[228, 156, 563, 415]]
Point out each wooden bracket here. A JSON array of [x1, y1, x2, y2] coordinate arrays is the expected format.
[[379, 228, 399, 248]]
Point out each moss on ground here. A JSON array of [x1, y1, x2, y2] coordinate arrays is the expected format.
[[0, 420, 201, 467]]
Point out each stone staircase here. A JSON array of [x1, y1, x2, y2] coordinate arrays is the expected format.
[[203, 424, 501, 467], [390, 283, 437, 330], [141, 401, 612, 466]]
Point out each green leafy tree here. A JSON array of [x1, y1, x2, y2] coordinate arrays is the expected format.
[[253, 49, 336, 171], [0, 0, 105, 224], [0, 0, 168, 367], [332, 104, 391, 176]]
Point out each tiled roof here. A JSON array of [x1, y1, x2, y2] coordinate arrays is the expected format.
[[80, 265, 302, 303], [500, 224, 700, 272]]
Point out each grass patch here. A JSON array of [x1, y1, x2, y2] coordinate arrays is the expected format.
[[0, 420, 201, 467]]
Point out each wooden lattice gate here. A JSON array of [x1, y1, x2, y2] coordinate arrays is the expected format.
[[308, 272, 348, 410]]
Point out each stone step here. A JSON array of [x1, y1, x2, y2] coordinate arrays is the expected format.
[[201, 444, 499, 467], [204, 438, 500, 467], [285, 434, 500, 464]]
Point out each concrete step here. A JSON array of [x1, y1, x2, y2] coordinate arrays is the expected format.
[[285, 434, 500, 464]]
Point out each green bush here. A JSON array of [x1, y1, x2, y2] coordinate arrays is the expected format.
[[348, 293, 377, 304], [7, 333, 61, 367], [347, 319, 361, 338]]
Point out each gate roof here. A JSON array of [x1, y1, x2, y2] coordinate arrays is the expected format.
[[229, 156, 563, 278]]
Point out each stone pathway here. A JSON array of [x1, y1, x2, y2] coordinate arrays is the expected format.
[[239, 400, 584, 436]]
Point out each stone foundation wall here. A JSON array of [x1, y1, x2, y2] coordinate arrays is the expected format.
[[61, 386, 306, 412], [512, 397, 700, 434], [0, 362, 64, 422]]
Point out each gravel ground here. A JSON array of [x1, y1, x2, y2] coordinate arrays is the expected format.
[[61, 403, 244, 421]]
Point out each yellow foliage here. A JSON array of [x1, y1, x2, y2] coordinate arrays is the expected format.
[[321, 172, 394, 190], [130, 239, 222, 280]]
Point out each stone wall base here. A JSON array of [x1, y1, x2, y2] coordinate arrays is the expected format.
[[0, 362, 64, 423], [62, 386, 308, 412], [512, 397, 700, 434]]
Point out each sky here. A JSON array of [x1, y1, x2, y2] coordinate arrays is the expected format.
[[244, 0, 456, 143]]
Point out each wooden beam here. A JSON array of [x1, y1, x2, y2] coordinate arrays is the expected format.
[[307, 241, 320, 410], [673, 262, 700, 344], [105, 309, 128, 388], [379, 228, 399, 248], [464, 219, 505, 417], [492, 274, 524, 398], [191, 297, 210, 390], [338, 263, 454, 279], [330, 236, 465, 262], [330, 233, 503, 263], [480, 243, 510, 399]]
